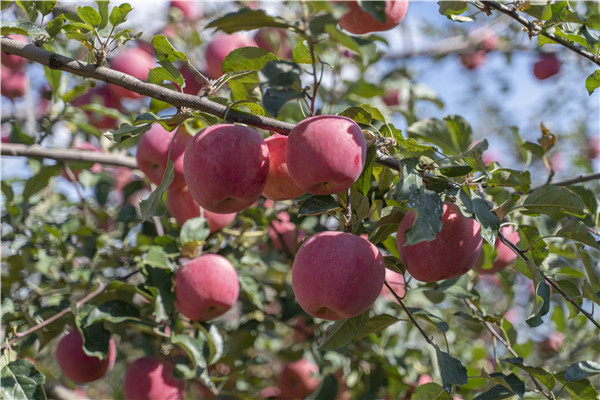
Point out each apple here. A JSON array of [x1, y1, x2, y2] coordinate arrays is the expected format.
[[460, 50, 487, 70], [292, 231, 385, 320], [262, 134, 306, 201], [267, 211, 307, 254], [204, 33, 258, 79], [383, 90, 400, 107], [380, 268, 406, 300], [173, 254, 239, 321], [123, 357, 185, 400], [254, 28, 293, 59], [55, 330, 117, 384], [533, 53, 561, 80], [587, 136, 600, 160], [107, 47, 156, 100], [136, 124, 191, 188], [278, 358, 321, 399], [183, 124, 269, 214], [170, 0, 203, 21], [259, 386, 281, 399], [418, 374, 433, 385], [396, 202, 482, 282], [166, 185, 236, 233], [71, 85, 123, 130], [286, 115, 366, 196], [177, 63, 205, 95], [1, 68, 26, 99], [339, 0, 409, 35], [539, 331, 565, 353], [1, 35, 28, 70], [475, 225, 520, 274]]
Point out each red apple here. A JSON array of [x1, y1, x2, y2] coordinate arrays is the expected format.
[[1, 35, 28, 70], [204, 33, 258, 79], [475, 225, 520, 274], [262, 134, 306, 201], [380, 268, 406, 300], [136, 124, 191, 188], [55, 330, 117, 384], [267, 211, 307, 254], [71, 85, 123, 130], [460, 50, 487, 70], [123, 357, 185, 400], [167, 185, 236, 233], [339, 0, 409, 35], [286, 115, 366, 195], [254, 28, 293, 59], [418, 374, 433, 385], [108, 47, 156, 100], [1, 67, 26, 99], [396, 202, 482, 282], [533, 53, 561, 80], [587, 136, 600, 160], [292, 231, 385, 320], [170, 0, 203, 20], [176, 63, 205, 95], [173, 254, 239, 321], [278, 358, 321, 399], [183, 124, 269, 214], [383, 90, 400, 107]]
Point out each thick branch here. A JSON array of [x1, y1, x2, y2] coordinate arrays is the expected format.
[[481, 1, 600, 66], [1, 143, 137, 169]]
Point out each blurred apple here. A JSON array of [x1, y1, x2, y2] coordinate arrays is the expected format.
[[254, 28, 293, 59], [380, 268, 406, 300], [170, 0, 203, 20], [1, 68, 26, 99], [267, 212, 307, 254], [278, 358, 321, 399], [533, 53, 561, 80], [1, 35, 28, 70], [460, 50, 487, 70], [339, 0, 409, 35], [71, 85, 123, 130], [123, 357, 185, 400], [56, 330, 116, 384], [204, 33, 258, 79], [108, 47, 156, 100]]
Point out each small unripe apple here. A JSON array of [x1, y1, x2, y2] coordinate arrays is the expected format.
[[183, 124, 269, 214], [108, 47, 156, 100], [136, 124, 191, 188], [167, 185, 236, 233], [533, 53, 561, 80], [71, 85, 123, 130], [278, 358, 321, 399], [204, 33, 258, 79], [380, 268, 406, 300], [1, 67, 26, 99], [286, 115, 366, 195], [396, 202, 482, 282], [339, 0, 409, 35], [173, 254, 239, 321], [55, 330, 117, 384], [262, 134, 306, 201], [475, 225, 520, 274], [292, 231, 385, 320], [460, 50, 487, 70], [1, 35, 28, 70], [123, 357, 185, 400]]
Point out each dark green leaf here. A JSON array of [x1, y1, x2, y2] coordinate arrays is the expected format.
[[180, 218, 210, 246], [435, 345, 468, 392], [488, 168, 531, 192], [84, 300, 140, 325], [77, 323, 112, 359], [312, 374, 339, 400], [298, 195, 342, 217], [262, 87, 305, 117], [172, 334, 207, 369], [439, 165, 472, 177], [144, 266, 175, 322], [357, 314, 400, 339], [0, 359, 46, 400], [520, 141, 545, 158], [358, 1, 387, 22], [23, 165, 62, 201], [412, 383, 452, 400], [409, 307, 449, 332], [36, 0, 55, 17], [392, 157, 421, 202], [526, 278, 550, 327], [258, 60, 301, 87], [339, 106, 372, 125], [404, 189, 444, 245], [565, 361, 600, 382], [318, 311, 370, 351], [105, 123, 151, 144], [522, 186, 586, 219], [472, 385, 515, 400], [502, 358, 556, 391], [205, 8, 293, 33], [472, 197, 500, 247], [352, 146, 377, 196], [15, 1, 38, 22], [556, 219, 599, 249]]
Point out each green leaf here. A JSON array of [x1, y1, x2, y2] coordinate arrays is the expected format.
[[259, 60, 302, 87], [353, 146, 377, 196], [484, 372, 525, 398], [392, 157, 422, 201], [263, 87, 305, 117], [180, 217, 211, 246], [439, 165, 472, 177], [579, 248, 600, 293], [0, 359, 46, 400], [292, 41, 314, 64], [357, 314, 400, 339], [0, 21, 48, 38], [472, 385, 516, 400], [339, 106, 372, 125], [438, 1, 468, 17], [526, 278, 550, 327], [522, 186, 586, 219], [142, 247, 171, 269], [358, 1, 387, 22], [205, 8, 293, 33], [95, 1, 109, 29], [105, 123, 151, 144], [152, 35, 187, 63], [412, 383, 452, 400], [585, 70, 600, 95], [435, 345, 468, 392], [172, 334, 207, 369], [444, 115, 473, 155], [298, 195, 342, 217], [36, 0, 55, 17], [144, 267, 175, 322], [318, 311, 370, 351], [84, 300, 140, 325], [409, 307, 449, 332], [404, 189, 444, 245], [407, 116, 472, 155], [109, 3, 132, 26], [472, 197, 500, 247], [15, 1, 38, 22], [565, 361, 600, 382], [23, 165, 62, 201], [502, 358, 556, 391], [488, 168, 531, 192], [521, 141, 545, 158], [77, 6, 101, 27], [556, 219, 599, 249], [325, 24, 362, 53], [77, 322, 112, 359]]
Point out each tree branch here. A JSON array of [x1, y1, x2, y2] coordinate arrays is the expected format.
[[481, 1, 600, 66], [532, 172, 600, 191], [1, 143, 137, 169]]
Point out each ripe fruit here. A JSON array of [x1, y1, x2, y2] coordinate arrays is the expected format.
[[173, 254, 239, 321], [380, 268, 406, 300], [1, 68, 26, 99], [262, 134, 305, 201], [254, 28, 293, 59], [71, 85, 123, 130], [475, 225, 520, 274], [460, 50, 487, 70], [267, 211, 307, 254], [383, 89, 400, 107], [167, 185, 236, 233], [108, 47, 155, 100], [123, 357, 185, 400], [136, 124, 191, 188], [55, 330, 116, 384], [176, 63, 205, 95], [533, 53, 561, 80], [286, 115, 366, 196], [339, 0, 409, 35], [1, 35, 28, 70], [183, 124, 269, 214], [278, 358, 321, 399], [170, 0, 203, 20], [396, 202, 482, 282], [204, 33, 258, 79], [292, 231, 385, 320]]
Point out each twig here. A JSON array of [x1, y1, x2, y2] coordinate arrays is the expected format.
[[530, 172, 600, 192], [481, 1, 600, 66]]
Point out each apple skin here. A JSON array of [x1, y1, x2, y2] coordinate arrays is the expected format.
[[55, 330, 117, 384], [474, 225, 520, 274], [286, 115, 366, 196], [107, 47, 155, 100], [173, 254, 239, 321], [136, 124, 191, 188], [533, 53, 561, 80], [183, 124, 270, 214], [1, 35, 28, 70], [278, 358, 321, 399], [1, 68, 26, 99], [204, 33, 258, 79], [380, 268, 406, 300], [262, 134, 306, 201], [123, 357, 185, 400], [166, 185, 236, 233], [177, 63, 205, 95], [460, 50, 487, 70], [339, 0, 409, 35], [396, 202, 482, 283], [267, 211, 307, 253], [170, 0, 203, 20], [71, 85, 123, 130], [292, 231, 385, 320]]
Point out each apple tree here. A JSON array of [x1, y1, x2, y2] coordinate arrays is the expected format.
[[1, 1, 599, 399]]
